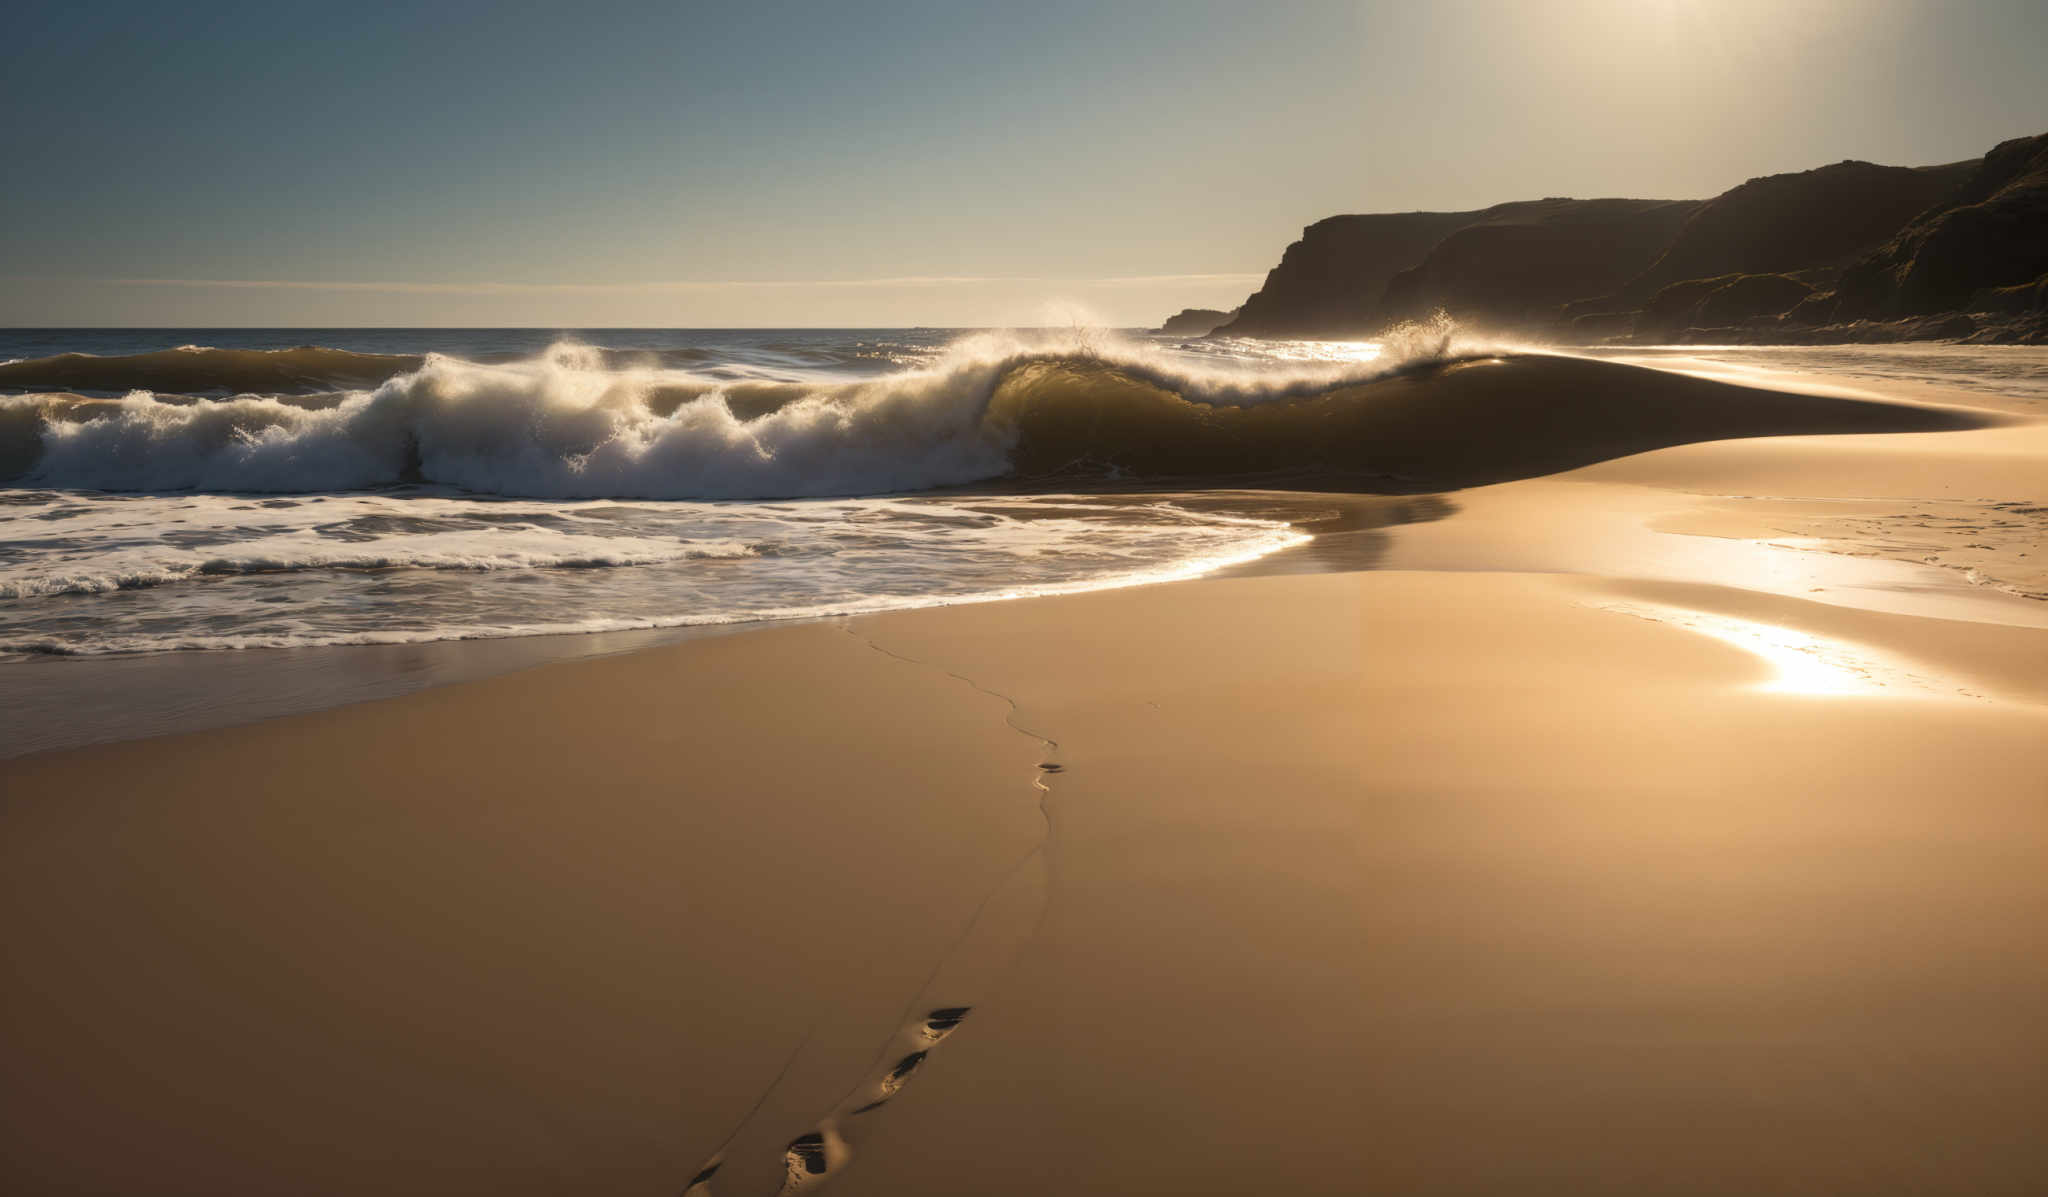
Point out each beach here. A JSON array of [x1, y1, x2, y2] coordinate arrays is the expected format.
[[11, 1, 2047, 1189], [4, 352, 2044, 1194]]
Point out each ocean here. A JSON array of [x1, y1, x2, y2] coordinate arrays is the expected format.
[[5, 327, 2045, 662], [0, 327, 1433, 657]]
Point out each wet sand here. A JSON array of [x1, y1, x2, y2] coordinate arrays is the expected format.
[[4, 361, 2046, 1194]]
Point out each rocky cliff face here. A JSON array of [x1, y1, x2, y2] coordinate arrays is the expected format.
[[1631, 273, 1814, 339], [1832, 133, 2048, 319], [1376, 198, 1699, 328], [1215, 211, 1477, 338], [1156, 308, 1237, 336], [1615, 159, 1973, 304]]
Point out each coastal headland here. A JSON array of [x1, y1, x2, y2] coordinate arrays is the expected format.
[[1188, 130, 2048, 346]]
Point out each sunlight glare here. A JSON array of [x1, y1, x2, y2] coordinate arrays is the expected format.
[[1598, 603, 1951, 698]]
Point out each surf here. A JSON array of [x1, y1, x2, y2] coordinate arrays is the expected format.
[[0, 330, 1462, 498], [0, 325, 1985, 501]]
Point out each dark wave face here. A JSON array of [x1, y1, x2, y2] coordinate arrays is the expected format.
[[0, 346, 424, 396]]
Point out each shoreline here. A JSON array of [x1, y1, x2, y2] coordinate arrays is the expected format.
[[0, 488, 1386, 760], [2, 351, 2025, 759], [13, 435, 2041, 760]]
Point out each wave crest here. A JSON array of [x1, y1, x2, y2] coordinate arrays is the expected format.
[[0, 330, 1472, 498]]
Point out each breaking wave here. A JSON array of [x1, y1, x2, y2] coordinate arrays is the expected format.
[[0, 327, 1481, 499]]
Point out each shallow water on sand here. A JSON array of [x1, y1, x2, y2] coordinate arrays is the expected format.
[[0, 488, 1304, 655], [1581, 342, 2048, 407]]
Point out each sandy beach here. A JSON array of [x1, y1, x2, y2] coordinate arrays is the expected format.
[[4, 357, 2045, 1195]]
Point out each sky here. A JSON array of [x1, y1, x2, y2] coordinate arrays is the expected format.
[[4, 0, 2044, 328]]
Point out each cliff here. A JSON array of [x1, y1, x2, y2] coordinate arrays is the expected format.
[[1829, 132, 2048, 320], [1160, 129, 2045, 344], [1375, 198, 1699, 328], [1615, 159, 1974, 304], [1214, 211, 1478, 338], [1156, 308, 1237, 336]]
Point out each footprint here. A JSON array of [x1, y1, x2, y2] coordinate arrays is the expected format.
[[877, 1049, 927, 1098], [786, 1133, 829, 1177], [729, 1007, 981, 1188], [923, 1006, 970, 1040], [886, 1049, 928, 1085], [850, 1049, 931, 1115], [781, 1130, 840, 1193]]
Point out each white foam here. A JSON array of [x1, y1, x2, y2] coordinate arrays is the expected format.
[[0, 490, 1309, 655]]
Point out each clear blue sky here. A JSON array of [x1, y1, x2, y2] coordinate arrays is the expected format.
[[5, 0, 2043, 326]]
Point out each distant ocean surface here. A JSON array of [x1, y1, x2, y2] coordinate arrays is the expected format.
[[4, 327, 2043, 658]]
